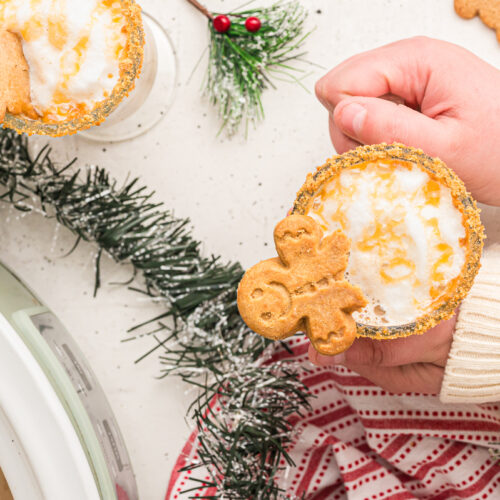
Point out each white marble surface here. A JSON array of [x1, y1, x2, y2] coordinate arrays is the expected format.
[[1, 1, 500, 499]]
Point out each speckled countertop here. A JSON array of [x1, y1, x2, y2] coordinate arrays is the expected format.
[[1, 1, 500, 498]]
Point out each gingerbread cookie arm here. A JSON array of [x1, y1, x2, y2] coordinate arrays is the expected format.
[[317, 229, 351, 279], [455, 0, 500, 42], [455, 0, 482, 18], [334, 280, 368, 314]]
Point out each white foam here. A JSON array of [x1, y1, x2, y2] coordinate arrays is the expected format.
[[308, 160, 466, 326], [1, 0, 127, 121]]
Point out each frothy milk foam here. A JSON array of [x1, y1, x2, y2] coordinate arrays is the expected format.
[[307, 160, 466, 326], [0, 0, 127, 122]]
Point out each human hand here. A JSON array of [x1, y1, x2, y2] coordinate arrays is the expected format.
[[315, 36, 500, 206], [308, 315, 457, 395]]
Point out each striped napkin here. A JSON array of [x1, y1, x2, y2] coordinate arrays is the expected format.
[[167, 337, 500, 499]]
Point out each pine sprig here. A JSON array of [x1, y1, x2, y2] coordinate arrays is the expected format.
[[204, 1, 309, 135], [0, 129, 312, 499]]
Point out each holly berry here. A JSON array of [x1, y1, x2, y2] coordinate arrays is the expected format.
[[213, 15, 231, 33], [245, 16, 262, 33]]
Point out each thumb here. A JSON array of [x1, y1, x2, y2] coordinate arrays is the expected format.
[[333, 96, 451, 152]]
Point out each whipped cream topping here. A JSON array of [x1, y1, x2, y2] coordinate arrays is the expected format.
[[0, 0, 127, 122], [307, 159, 466, 326]]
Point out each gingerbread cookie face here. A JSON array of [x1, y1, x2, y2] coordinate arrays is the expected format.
[[455, 0, 500, 42], [237, 215, 367, 356]]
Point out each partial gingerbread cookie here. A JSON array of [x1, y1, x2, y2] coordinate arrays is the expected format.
[[0, 30, 38, 123], [0, 467, 13, 500], [237, 215, 367, 356], [455, 0, 500, 42]]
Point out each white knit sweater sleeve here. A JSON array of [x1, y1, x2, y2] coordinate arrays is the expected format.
[[440, 243, 500, 404]]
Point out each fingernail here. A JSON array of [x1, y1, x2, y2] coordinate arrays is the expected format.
[[314, 78, 324, 98], [329, 353, 346, 365], [313, 352, 346, 367], [338, 102, 367, 137]]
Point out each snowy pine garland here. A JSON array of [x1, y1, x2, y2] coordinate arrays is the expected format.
[[0, 129, 311, 499], [188, 0, 310, 136]]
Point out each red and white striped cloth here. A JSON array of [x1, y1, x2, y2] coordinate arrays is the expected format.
[[166, 337, 500, 499]]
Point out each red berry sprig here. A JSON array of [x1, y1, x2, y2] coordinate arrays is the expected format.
[[245, 16, 261, 33], [213, 14, 231, 33]]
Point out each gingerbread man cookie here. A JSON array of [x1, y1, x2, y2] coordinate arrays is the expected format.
[[455, 0, 500, 42], [237, 215, 367, 356]]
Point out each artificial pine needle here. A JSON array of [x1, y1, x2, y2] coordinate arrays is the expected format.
[[204, 1, 309, 136]]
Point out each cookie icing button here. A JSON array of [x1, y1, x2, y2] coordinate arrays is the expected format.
[[237, 215, 367, 356]]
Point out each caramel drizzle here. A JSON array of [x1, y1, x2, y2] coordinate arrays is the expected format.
[[309, 159, 466, 311]]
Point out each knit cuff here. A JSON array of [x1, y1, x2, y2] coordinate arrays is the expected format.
[[440, 244, 500, 404]]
